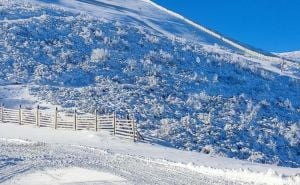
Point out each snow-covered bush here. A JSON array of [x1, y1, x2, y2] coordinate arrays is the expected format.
[[145, 34, 159, 44], [212, 74, 218, 83], [147, 75, 158, 87], [201, 145, 215, 155], [159, 49, 173, 62], [117, 28, 127, 36], [124, 59, 137, 72], [196, 57, 201, 63], [158, 119, 172, 137], [285, 123, 300, 147], [283, 99, 293, 110], [91, 48, 108, 62], [34, 64, 52, 82], [95, 30, 103, 37]]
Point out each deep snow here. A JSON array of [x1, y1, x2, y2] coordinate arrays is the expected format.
[[4, 167, 129, 185], [0, 0, 299, 168], [277, 51, 300, 63], [0, 123, 299, 185]]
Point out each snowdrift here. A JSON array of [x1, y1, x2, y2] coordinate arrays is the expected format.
[[0, 123, 300, 185]]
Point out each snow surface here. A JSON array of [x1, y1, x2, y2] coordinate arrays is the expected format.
[[277, 51, 300, 63], [0, 0, 299, 168], [0, 123, 299, 185], [5, 167, 129, 185]]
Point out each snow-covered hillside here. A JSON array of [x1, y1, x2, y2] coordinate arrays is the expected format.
[[0, 0, 299, 169], [277, 51, 300, 63]]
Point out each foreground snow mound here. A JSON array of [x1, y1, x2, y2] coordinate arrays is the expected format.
[[5, 167, 129, 185], [0, 124, 300, 185], [0, 0, 299, 167], [277, 51, 300, 63]]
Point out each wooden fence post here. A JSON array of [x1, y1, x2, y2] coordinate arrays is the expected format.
[[1, 103, 4, 123], [132, 118, 136, 142], [95, 109, 98, 132], [54, 107, 58, 129], [113, 111, 116, 135], [74, 109, 77, 131], [36, 105, 40, 127], [19, 105, 22, 125]]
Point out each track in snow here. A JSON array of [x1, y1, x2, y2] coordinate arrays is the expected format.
[[0, 140, 250, 185]]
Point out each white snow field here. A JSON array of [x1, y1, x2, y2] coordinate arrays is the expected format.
[[4, 167, 129, 185], [0, 123, 299, 185], [277, 51, 300, 63], [0, 0, 299, 178]]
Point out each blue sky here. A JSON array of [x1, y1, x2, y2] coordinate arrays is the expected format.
[[153, 0, 300, 52]]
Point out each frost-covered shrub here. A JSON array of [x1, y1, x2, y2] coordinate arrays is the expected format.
[[158, 119, 172, 137], [34, 64, 52, 82], [79, 26, 94, 43], [116, 28, 127, 36], [94, 76, 103, 83], [141, 58, 152, 69], [283, 99, 293, 110], [212, 74, 218, 83], [201, 145, 215, 154], [91, 48, 108, 62], [145, 34, 159, 44], [198, 92, 211, 102], [147, 75, 158, 87], [285, 123, 300, 147], [159, 49, 173, 62], [248, 152, 264, 163], [187, 94, 202, 110], [196, 56, 201, 63], [125, 59, 137, 72], [95, 30, 103, 37], [60, 50, 73, 62]]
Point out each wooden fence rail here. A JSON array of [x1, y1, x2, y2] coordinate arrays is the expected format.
[[0, 104, 138, 142]]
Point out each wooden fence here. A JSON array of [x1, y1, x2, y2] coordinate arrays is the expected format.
[[0, 104, 138, 141]]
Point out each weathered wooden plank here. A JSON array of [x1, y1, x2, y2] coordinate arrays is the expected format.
[[116, 128, 134, 134], [116, 126, 133, 131]]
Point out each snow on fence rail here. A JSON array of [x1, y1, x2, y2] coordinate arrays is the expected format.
[[0, 104, 139, 142]]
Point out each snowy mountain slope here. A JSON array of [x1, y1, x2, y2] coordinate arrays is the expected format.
[[38, 0, 241, 50], [37, 0, 284, 60], [36, 0, 300, 79], [0, 0, 299, 168], [0, 123, 299, 185], [5, 168, 129, 185], [277, 51, 300, 63]]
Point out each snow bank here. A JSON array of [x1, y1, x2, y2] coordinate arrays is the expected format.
[[0, 123, 299, 184], [277, 51, 300, 62], [161, 161, 300, 185], [4, 167, 129, 185]]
